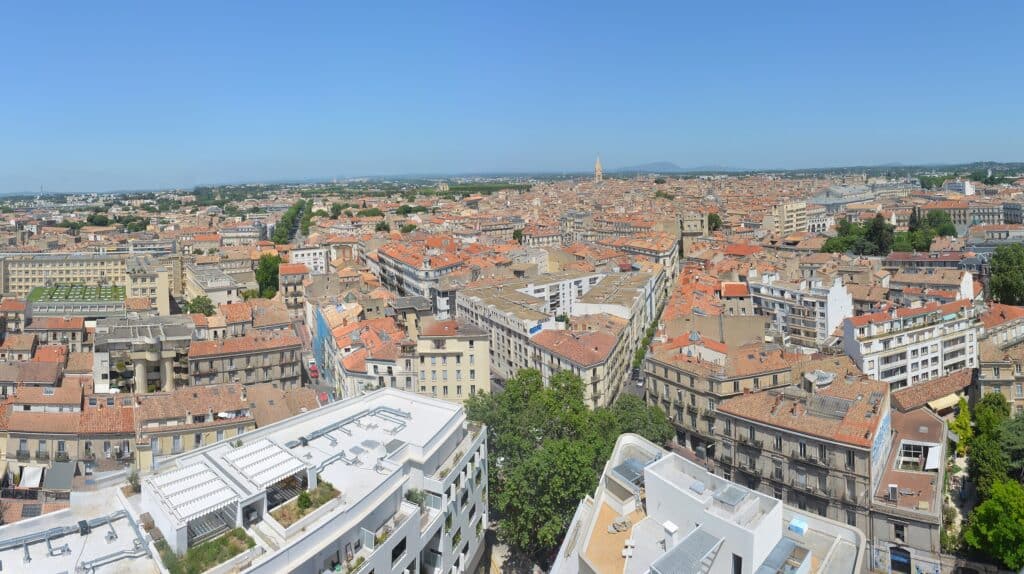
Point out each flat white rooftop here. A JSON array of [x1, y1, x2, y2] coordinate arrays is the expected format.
[[0, 488, 154, 574], [149, 388, 464, 528]]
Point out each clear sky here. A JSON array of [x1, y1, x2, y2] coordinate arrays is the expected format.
[[2, 1, 1022, 193]]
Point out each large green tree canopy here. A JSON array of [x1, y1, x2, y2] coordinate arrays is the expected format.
[[465, 369, 671, 558], [990, 244, 1024, 305], [964, 480, 1024, 570]]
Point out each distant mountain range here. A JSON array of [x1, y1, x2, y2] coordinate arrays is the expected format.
[[610, 161, 746, 173]]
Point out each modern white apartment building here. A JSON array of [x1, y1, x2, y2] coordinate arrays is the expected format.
[[843, 300, 980, 391], [142, 388, 488, 574], [748, 273, 853, 351], [291, 246, 330, 275], [552, 433, 865, 574]]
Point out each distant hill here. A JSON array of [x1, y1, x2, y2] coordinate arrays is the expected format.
[[611, 162, 745, 173]]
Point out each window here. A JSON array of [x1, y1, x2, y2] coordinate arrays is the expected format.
[[194, 433, 202, 447], [893, 523, 905, 542], [57, 440, 66, 453], [748, 426, 755, 441], [799, 441, 807, 457], [818, 443, 826, 461], [217, 430, 224, 442], [846, 450, 855, 469], [732, 554, 742, 574], [846, 510, 856, 526], [391, 537, 407, 565], [774, 434, 782, 450], [470, 369, 476, 379], [724, 419, 732, 436]]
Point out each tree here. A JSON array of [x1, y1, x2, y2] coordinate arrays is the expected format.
[[465, 368, 671, 561], [969, 434, 1009, 501], [87, 212, 110, 226], [512, 228, 523, 244], [964, 480, 1024, 570], [192, 248, 204, 256], [999, 415, 1024, 480], [975, 392, 1011, 438], [990, 244, 1024, 305], [610, 395, 673, 445], [375, 221, 390, 232], [496, 438, 598, 554], [185, 296, 215, 316], [255, 253, 282, 298], [707, 213, 723, 232], [949, 397, 972, 456], [399, 224, 417, 234], [865, 214, 894, 255], [925, 210, 957, 237], [908, 207, 921, 232], [330, 203, 342, 219], [241, 289, 261, 301]]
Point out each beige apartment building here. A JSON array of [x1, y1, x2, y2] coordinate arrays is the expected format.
[[188, 332, 303, 388], [0, 253, 170, 315], [712, 358, 887, 534], [767, 201, 809, 236], [413, 318, 490, 403], [135, 384, 255, 472], [532, 326, 626, 408], [644, 335, 796, 455]]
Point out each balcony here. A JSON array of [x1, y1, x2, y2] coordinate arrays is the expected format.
[[789, 450, 830, 469], [686, 404, 699, 414], [35, 451, 50, 462], [16, 450, 30, 462], [55, 452, 70, 463], [737, 461, 761, 477]]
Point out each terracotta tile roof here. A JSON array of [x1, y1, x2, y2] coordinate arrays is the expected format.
[[125, 297, 152, 311], [188, 332, 301, 358], [32, 345, 67, 365], [0, 298, 26, 313], [66, 352, 94, 374], [891, 369, 972, 412], [246, 383, 321, 427], [7, 411, 81, 434], [79, 398, 136, 435], [137, 384, 248, 422], [0, 334, 36, 352], [279, 263, 310, 276], [25, 316, 85, 331], [531, 330, 618, 367], [720, 282, 749, 298], [0, 361, 62, 385], [979, 303, 1024, 329], [718, 373, 889, 448], [219, 302, 252, 324]]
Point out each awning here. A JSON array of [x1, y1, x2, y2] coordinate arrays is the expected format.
[[925, 446, 941, 471], [20, 466, 43, 488], [927, 393, 960, 412]]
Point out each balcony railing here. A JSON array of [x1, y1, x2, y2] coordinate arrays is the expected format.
[[35, 451, 49, 461], [16, 450, 30, 462], [55, 452, 70, 463]]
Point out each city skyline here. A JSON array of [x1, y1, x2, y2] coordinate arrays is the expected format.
[[3, 1, 1024, 193]]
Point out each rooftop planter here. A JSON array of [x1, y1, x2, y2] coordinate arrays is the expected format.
[[269, 479, 340, 528]]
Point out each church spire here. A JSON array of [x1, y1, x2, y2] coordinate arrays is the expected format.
[[594, 155, 603, 183]]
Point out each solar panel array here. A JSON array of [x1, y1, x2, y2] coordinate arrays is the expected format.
[[150, 463, 238, 524], [806, 395, 854, 420], [223, 438, 308, 490]]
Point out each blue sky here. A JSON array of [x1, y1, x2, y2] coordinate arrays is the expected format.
[[2, 1, 1022, 193]]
